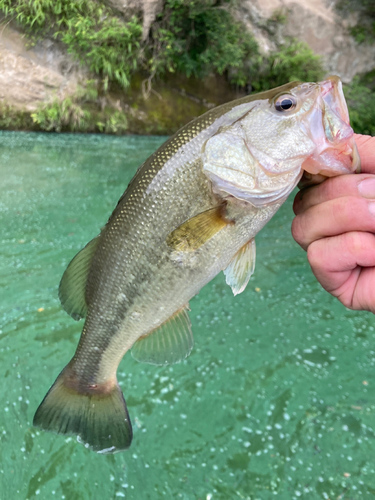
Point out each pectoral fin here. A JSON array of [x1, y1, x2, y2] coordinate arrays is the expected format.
[[223, 239, 256, 296], [166, 204, 231, 252], [131, 307, 193, 365], [59, 236, 100, 320]]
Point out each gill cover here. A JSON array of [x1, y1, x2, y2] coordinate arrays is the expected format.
[[202, 107, 305, 207]]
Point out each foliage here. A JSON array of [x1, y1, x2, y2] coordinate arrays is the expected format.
[[0, 0, 142, 89], [1, 0, 259, 90], [251, 40, 324, 92], [0, 0, 325, 95], [31, 97, 90, 132], [344, 77, 375, 136], [0, 104, 35, 130], [30, 82, 128, 134], [336, 0, 375, 43], [148, 0, 260, 87], [96, 111, 128, 134], [147, 2, 323, 90]]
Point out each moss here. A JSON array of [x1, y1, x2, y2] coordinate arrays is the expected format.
[[113, 71, 245, 135]]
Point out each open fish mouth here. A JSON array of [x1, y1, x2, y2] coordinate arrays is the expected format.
[[300, 75, 360, 181]]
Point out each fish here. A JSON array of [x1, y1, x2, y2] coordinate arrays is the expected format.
[[33, 75, 360, 454]]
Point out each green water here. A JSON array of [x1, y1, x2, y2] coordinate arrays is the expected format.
[[1, 131, 375, 500]]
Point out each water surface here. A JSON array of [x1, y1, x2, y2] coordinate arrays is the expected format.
[[1, 131, 375, 499]]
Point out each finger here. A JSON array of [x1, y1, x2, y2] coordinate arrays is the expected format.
[[307, 231, 375, 311], [355, 134, 375, 174], [291, 195, 375, 250], [293, 173, 375, 215], [293, 134, 375, 214]]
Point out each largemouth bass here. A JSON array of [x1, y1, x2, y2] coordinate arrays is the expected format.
[[34, 76, 359, 454]]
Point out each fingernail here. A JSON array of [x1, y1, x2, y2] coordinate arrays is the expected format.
[[358, 178, 375, 198], [368, 202, 375, 216]]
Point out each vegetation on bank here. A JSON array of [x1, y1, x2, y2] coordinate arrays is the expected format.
[[0, 0, 323, 90], [0, 0, 374, 135], [0, 0, 142, 89], [337, 0, 375, 44]]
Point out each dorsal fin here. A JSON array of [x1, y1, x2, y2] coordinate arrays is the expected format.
[[223, 239, 256, 296], [131, 307, 193, 365], [58, 236, 100, 320]]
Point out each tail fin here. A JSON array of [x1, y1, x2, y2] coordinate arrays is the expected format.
[[33, 368, 132, 454]]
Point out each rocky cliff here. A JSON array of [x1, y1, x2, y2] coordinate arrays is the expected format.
[[0, 21, 84, 111]]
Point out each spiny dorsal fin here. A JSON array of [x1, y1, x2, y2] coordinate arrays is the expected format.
[[223, 239, 256, 296], [131, 307, 193, 365], [59, 236, 100, 320], [166, 204, 231, 252]]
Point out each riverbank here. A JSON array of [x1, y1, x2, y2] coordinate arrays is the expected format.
[[0, 0, 374, 135]]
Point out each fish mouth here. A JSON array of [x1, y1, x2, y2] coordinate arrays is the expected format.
[[301, 75, 360, 181]]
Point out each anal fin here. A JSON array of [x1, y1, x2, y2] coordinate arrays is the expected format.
[[223, 239, 256, 295], [131, 306, 193, 365]]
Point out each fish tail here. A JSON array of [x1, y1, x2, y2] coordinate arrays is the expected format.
[[33, 364, 132, 454]]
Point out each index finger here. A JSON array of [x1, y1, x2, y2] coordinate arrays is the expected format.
[[355, 134, 375, 174]]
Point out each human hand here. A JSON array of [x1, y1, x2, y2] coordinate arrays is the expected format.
[[292, 134, 375, 312]]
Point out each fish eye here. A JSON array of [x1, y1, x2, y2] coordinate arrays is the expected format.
[[274, 95, 297, 112]]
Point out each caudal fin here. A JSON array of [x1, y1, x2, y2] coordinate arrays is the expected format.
[[33, 368, 132, 454]]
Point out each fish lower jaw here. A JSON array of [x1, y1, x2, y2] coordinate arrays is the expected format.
[[301, 146, 359, 177]]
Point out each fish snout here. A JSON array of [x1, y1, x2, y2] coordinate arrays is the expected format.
[[301, 76, 361, 177]]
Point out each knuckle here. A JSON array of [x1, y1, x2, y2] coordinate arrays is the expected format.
[[324, 176, 340, 199], [345, 231, 372, 257], [291, 215, 305, 247], [345, 231, 362, 255], [306, 240, 324, 271]]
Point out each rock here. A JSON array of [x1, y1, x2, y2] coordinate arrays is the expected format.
[[0, 22, 85, 111], [104, 0, 141, 17], [141, 0, 164, 40], [239, 0, 375, 82], [104, 0, 163, 40]]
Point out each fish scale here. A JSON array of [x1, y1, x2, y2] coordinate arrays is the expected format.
[[33, 77, 360, 453]]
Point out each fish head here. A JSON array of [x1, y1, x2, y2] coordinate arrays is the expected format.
[[203, 76, 359, 206]]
